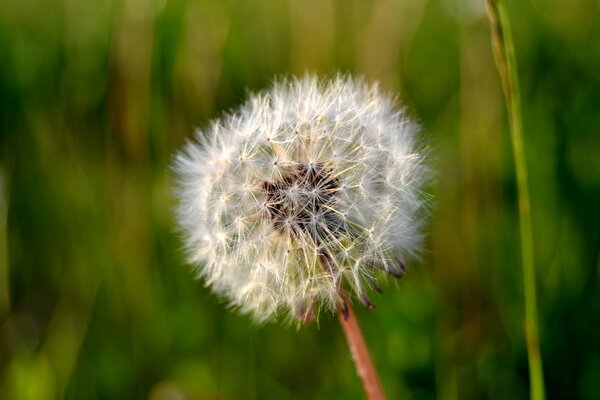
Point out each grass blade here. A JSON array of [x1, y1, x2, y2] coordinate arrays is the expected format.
[[485, 1, 546, 399]]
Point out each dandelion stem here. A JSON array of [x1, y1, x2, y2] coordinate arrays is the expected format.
[[337, 291, 385, 400], [486, 1, 545, 399]]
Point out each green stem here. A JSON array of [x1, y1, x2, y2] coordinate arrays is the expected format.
[[0, 172, 9, 319], [485, 1, 545, 399]]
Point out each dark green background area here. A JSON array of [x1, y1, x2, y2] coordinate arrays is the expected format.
[[1, 0, 598, 398]]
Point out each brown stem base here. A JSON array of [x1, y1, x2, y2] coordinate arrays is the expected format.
[[337, 292, 386, 400]]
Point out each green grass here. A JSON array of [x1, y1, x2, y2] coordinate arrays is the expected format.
[[486, 1, 545, 398], [1, 0, 599, 398]]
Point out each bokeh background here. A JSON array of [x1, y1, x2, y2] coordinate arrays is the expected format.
[[1, 0, 599, 398]]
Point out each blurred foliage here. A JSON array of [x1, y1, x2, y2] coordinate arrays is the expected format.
[[0, 0, 599, 399]]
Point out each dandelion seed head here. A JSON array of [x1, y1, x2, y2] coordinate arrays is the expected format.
[[175, 75, 430, 323]]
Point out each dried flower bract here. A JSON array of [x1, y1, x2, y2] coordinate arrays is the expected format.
[[175, 75, 429, 323]]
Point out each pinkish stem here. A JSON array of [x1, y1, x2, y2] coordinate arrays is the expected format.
[[337, 292, 386, 400]]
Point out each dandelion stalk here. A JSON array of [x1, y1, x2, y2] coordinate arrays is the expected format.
[[338, 291, 385, 400], [486, 2, 546, 399]]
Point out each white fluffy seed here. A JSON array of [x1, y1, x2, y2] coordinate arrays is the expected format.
[[174, 75, 430, 323]]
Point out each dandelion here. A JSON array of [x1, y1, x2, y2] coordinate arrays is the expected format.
[[174, 74, 429, 398], [175, 74, 428, 322]]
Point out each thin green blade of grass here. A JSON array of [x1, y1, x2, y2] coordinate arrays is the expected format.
[[485, 1, 546, 399], [0, 170, 9, 318]]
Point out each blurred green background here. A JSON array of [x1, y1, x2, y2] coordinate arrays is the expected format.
[[1, 0, 599, 398]]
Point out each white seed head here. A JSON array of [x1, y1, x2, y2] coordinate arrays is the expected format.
[[174, 75, 429, 323]]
